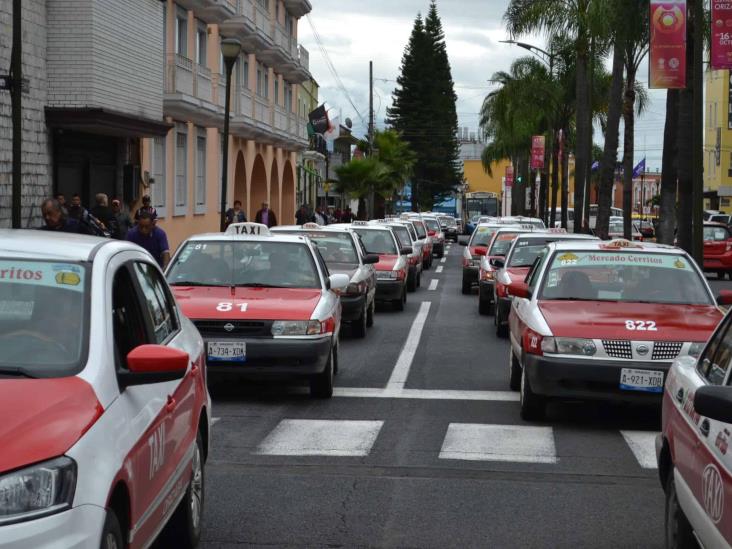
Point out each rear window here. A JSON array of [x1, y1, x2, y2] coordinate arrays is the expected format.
[[424, 219, 440, 232], [0, 260, 89, 377], [353, 229, 398, 255], [391, 225, 411, 248], [278, 231, 359, 268], [470, 226, 500, 247], [704, 225, 730, 241], [489, 233, 519, 256], [411, 221, 427, 239], [539, 250, 712, 305], [509, 238, 561, 267]]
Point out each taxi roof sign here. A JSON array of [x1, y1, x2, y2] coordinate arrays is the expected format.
[[599, 238, 643, 250], [351, 220, 370, 226], [302, 222, 323, 230], [225, 222, 271, 236]]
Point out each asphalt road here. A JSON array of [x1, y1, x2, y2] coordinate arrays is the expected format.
[[199, 240, 732, 549]]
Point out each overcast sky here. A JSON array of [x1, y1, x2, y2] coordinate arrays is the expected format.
[[298, 0, 667, 171]]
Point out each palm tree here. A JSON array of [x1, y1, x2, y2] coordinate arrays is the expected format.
[[505, 0, 606, 232]]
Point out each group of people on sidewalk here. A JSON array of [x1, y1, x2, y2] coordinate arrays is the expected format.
[[295, 204, 355, 226]]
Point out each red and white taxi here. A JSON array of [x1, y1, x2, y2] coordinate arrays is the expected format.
[[703, 222, 732, 280], [166, 223, 349, 398], [508, 239, 726, 421], [493, 232, 598, 337], [460, 222, 510, 295], [658, 304, 732, 548], [0, 230, 210, 549], [421, 215, 446, 258], [477, 227, 530, 314]]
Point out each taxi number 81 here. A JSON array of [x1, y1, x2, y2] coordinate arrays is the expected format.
[[216, 302, 248, 312], [625, 320, 657, 331]]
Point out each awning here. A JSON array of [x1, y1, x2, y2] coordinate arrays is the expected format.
[[46, 108, 172, 138]]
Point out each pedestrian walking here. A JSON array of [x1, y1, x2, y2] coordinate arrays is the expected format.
[[295, 204, 313, 225], [54, 193, 69, 216], [112, 198, 133, 239], [134, 195, 158, 222], [40, 198, 88, 234], [126, 211, 171, 268], [225, 200, 247, 227], [314, 205, 328, 226], [255, 202, 277, 228], [67, 194, 86, 221], [90, 193, 120, 238]]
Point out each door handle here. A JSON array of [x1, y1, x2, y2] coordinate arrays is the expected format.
[[676, 388, 684, 404], [166, 396, 176, 413], [700, 419, 710, 438]]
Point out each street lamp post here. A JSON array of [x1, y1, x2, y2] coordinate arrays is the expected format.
[[219, 38, 242, 232]]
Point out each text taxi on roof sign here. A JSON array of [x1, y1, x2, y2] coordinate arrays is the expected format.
[[165, 222, 349, 398]]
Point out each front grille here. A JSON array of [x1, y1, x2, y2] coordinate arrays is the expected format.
[[602, 340, 632, 359], [193, 320, 271, 337], [652, 341, 683, 361]]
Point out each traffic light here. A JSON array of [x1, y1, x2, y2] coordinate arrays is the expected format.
[[516, 175, 523, 185]]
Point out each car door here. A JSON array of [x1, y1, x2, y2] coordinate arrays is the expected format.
[[510, 251, 547, 354]]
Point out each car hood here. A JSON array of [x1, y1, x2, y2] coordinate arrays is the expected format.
[[504, 267, 530, 286], [173, 286, 322, 320], [538, 301, 722, 341], [0, 377, 103, 474]]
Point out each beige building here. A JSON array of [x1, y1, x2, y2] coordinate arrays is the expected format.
[[143, 0, 311, 248]]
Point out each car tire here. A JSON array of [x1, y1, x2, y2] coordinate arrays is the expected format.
[[509, 348, 521, 391], [407, 272, 417, 292], [394, 288, 406, 311], [353, 306, 368, 338], [100, 509, 124, 549], [366, 299, 375, 327], [496, 311, 509, 338], [162, 431, 205, 549], [665, 467, 698, 549], [310, 349, 334, 398], [478, 296, 492, 315], [520, 364, 546, 421], [417, 272, 422, 287], [461, 276, 471, 295]]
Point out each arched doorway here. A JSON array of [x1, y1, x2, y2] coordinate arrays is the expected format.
[[270, 158, 280, 223], [282, 160, 295, 225], [233, 151, 247, 213], [250, 154, 268, 220]]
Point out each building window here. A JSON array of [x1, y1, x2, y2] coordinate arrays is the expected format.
[[274, 78, 279, 105], [195, 129, 207, 214], [257, 0, 269, 11], [151, 136, 167, 218], [257, 63, 269, 98], [196, 21, 207, 66], [241, 56, 249, 88], [176, 8, 188, 57], [286, 15, 293, 36], [284, 82, 293, 112], [174, 124, 188, 216], [275, 1, 279, 21]]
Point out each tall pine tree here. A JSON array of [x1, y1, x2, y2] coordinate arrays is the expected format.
[[387, 2, 462, 209]]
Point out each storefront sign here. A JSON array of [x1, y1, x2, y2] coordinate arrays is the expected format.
[[649, 0, 687, 89], [530, 136, 545, 170], [712, 2, 732, 69], [505, 165, 514, 188]]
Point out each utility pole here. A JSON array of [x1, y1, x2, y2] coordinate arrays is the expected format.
[[11, 0, 22, 228], [368, 60, 375, 218], [691, 0, 703, 264]]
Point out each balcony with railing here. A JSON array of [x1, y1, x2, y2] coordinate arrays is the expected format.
[[175, 0, 237, 24], [164, 53, 223, 126], [231, 83, 260, 139], [283, 0, 312, 17]]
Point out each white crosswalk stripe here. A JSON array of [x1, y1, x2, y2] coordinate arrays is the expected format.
[[428, 279, 439, 291], [439, 424, 557, 463], [436, 266, 444, 273], [441, 257, 447, 263], [620, 430, 659, 469], [256, 419, 384, 457]]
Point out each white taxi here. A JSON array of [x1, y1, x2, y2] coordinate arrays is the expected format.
[[166, 223, 349, 398], [0, 230, 210, 549]]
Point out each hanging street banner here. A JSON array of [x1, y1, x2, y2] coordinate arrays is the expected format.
[[712, 1, 732, 69], [649, 0, 687, 89], [505, 165, 514, 188], [308, 104, 329, 134], [530, 136, 545, 170]]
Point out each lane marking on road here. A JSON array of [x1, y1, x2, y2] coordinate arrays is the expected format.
[[385, 301, 432, 390], [436, 266, 444, 273], [620, 430, 659, 469], [440, 257, 447, 263], [333, 387, 519, 401], [256, 419, 384, 457], [428, 279, 439, 291], [439, 423, 558, 463]]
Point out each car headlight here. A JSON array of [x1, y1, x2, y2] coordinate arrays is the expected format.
[[0, 456, 76, 526], [541, 337, 596, 356], [271, 320, 322, 336], [481, 270, 496, 281], [688, 342, 705, 358]]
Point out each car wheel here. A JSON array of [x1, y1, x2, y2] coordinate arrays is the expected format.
[[333, 341, 340, 375], [496, 311, 509, 338], [310, 349, 334, 398], [417, 271, 422, 287], [478, 295, 492, 315], [407, 272, 417, 292], [520, 364, 546, 421], [461, 276, 471, 295], [665, 467, 698, 549], [353, 306, 368, 338], [100, 509, 124, 549], [394, 289, 406, 311], [509, 348, 521, 391], [162, 431, 204, 548], [366, 299, 375, 327]]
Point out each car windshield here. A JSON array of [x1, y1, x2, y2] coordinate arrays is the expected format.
[[489, 233, 519, 256], [280, 231, 359, 268], [424, 219, 440, 232], [390, 225, 412, 248], [353, 229, 398, 255], [539, 250, 712, 305], [440, 217, 456, 227], [508, 238, 563, 267], [704, 226, 730, 241], [167, 241, 321, 289], [470, 226, 500, 246], [0, 259, 88, 378], [411, 221, 427, 239]]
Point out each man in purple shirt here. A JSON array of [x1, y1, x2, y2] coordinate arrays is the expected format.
[[255, 202, 277, 228], [126, 211, 170, 268]]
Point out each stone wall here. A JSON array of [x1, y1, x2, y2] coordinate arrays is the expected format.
[[0, 0, 51, 228]]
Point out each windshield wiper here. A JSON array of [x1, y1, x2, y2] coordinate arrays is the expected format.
[[170, 281, 228, 287], [0, 367, 35, 378], [237, 283, 287, 288]]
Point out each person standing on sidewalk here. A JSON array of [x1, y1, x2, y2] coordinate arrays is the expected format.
[[112, 199, 133, 239], [126, 211, 171, 269], [225, 200, 247, 228], [255, 202, 277, 228]]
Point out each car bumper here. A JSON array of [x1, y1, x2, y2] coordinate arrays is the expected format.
[[444, 230, 458, 241], [340, 294, 366, 322], [496, 296, 511, 324], [375, 279, 405, 301], [479, 280, 495, 301], [523, 354, 669, 403], [433, 242, 444, 255], [0, 504, 107, 549], [205, 336, 332, 376], [703, 256, 732, 270]]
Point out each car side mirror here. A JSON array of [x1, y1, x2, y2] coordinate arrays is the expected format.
[[490, 258, 505, 269], [119, 344, 189, 387], [363, 254, 379, 265], [400, 247, 413, 256], [694, 385, 732, 423], [329, 273, 350, 292], [717, 290, 732, 306]]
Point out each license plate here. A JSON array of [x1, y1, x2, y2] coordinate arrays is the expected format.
[[207, 341, 246, 363], [619, 368, 664, 393]]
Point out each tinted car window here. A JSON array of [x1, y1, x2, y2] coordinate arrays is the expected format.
[[132, 262, 178, 344], [489, 233, 519, 256], [353, 229, 398, 255], [470, 226, 500, 246]]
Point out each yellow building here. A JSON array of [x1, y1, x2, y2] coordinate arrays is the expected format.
[[704, 69, 732, 212]]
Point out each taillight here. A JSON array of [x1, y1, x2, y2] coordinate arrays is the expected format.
[[322, 317, 336, 334], [396, 268, 407, 281], [726, 241, 732, 253]]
